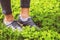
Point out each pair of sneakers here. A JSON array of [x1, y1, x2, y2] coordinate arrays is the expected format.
[[4, 16, 36, 31]]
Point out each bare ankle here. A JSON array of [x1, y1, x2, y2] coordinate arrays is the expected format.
[[4, 14, 14, 22], [20, 8, 29, 18], [20, 14, 29, 18]]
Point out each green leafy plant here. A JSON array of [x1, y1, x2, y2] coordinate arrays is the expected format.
[[0, 0, 60, 40]]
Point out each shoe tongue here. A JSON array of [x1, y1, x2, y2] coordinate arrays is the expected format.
[[20, 18, 28, 22], [19, 15, 31, 22], [4, 20, 13, 25]]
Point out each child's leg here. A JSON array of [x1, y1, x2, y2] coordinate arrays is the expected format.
[[20, 0, 30, 18], [18, 0, 37, 27], [0, 0, 14, 22], [0, 0, 22, 30]]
